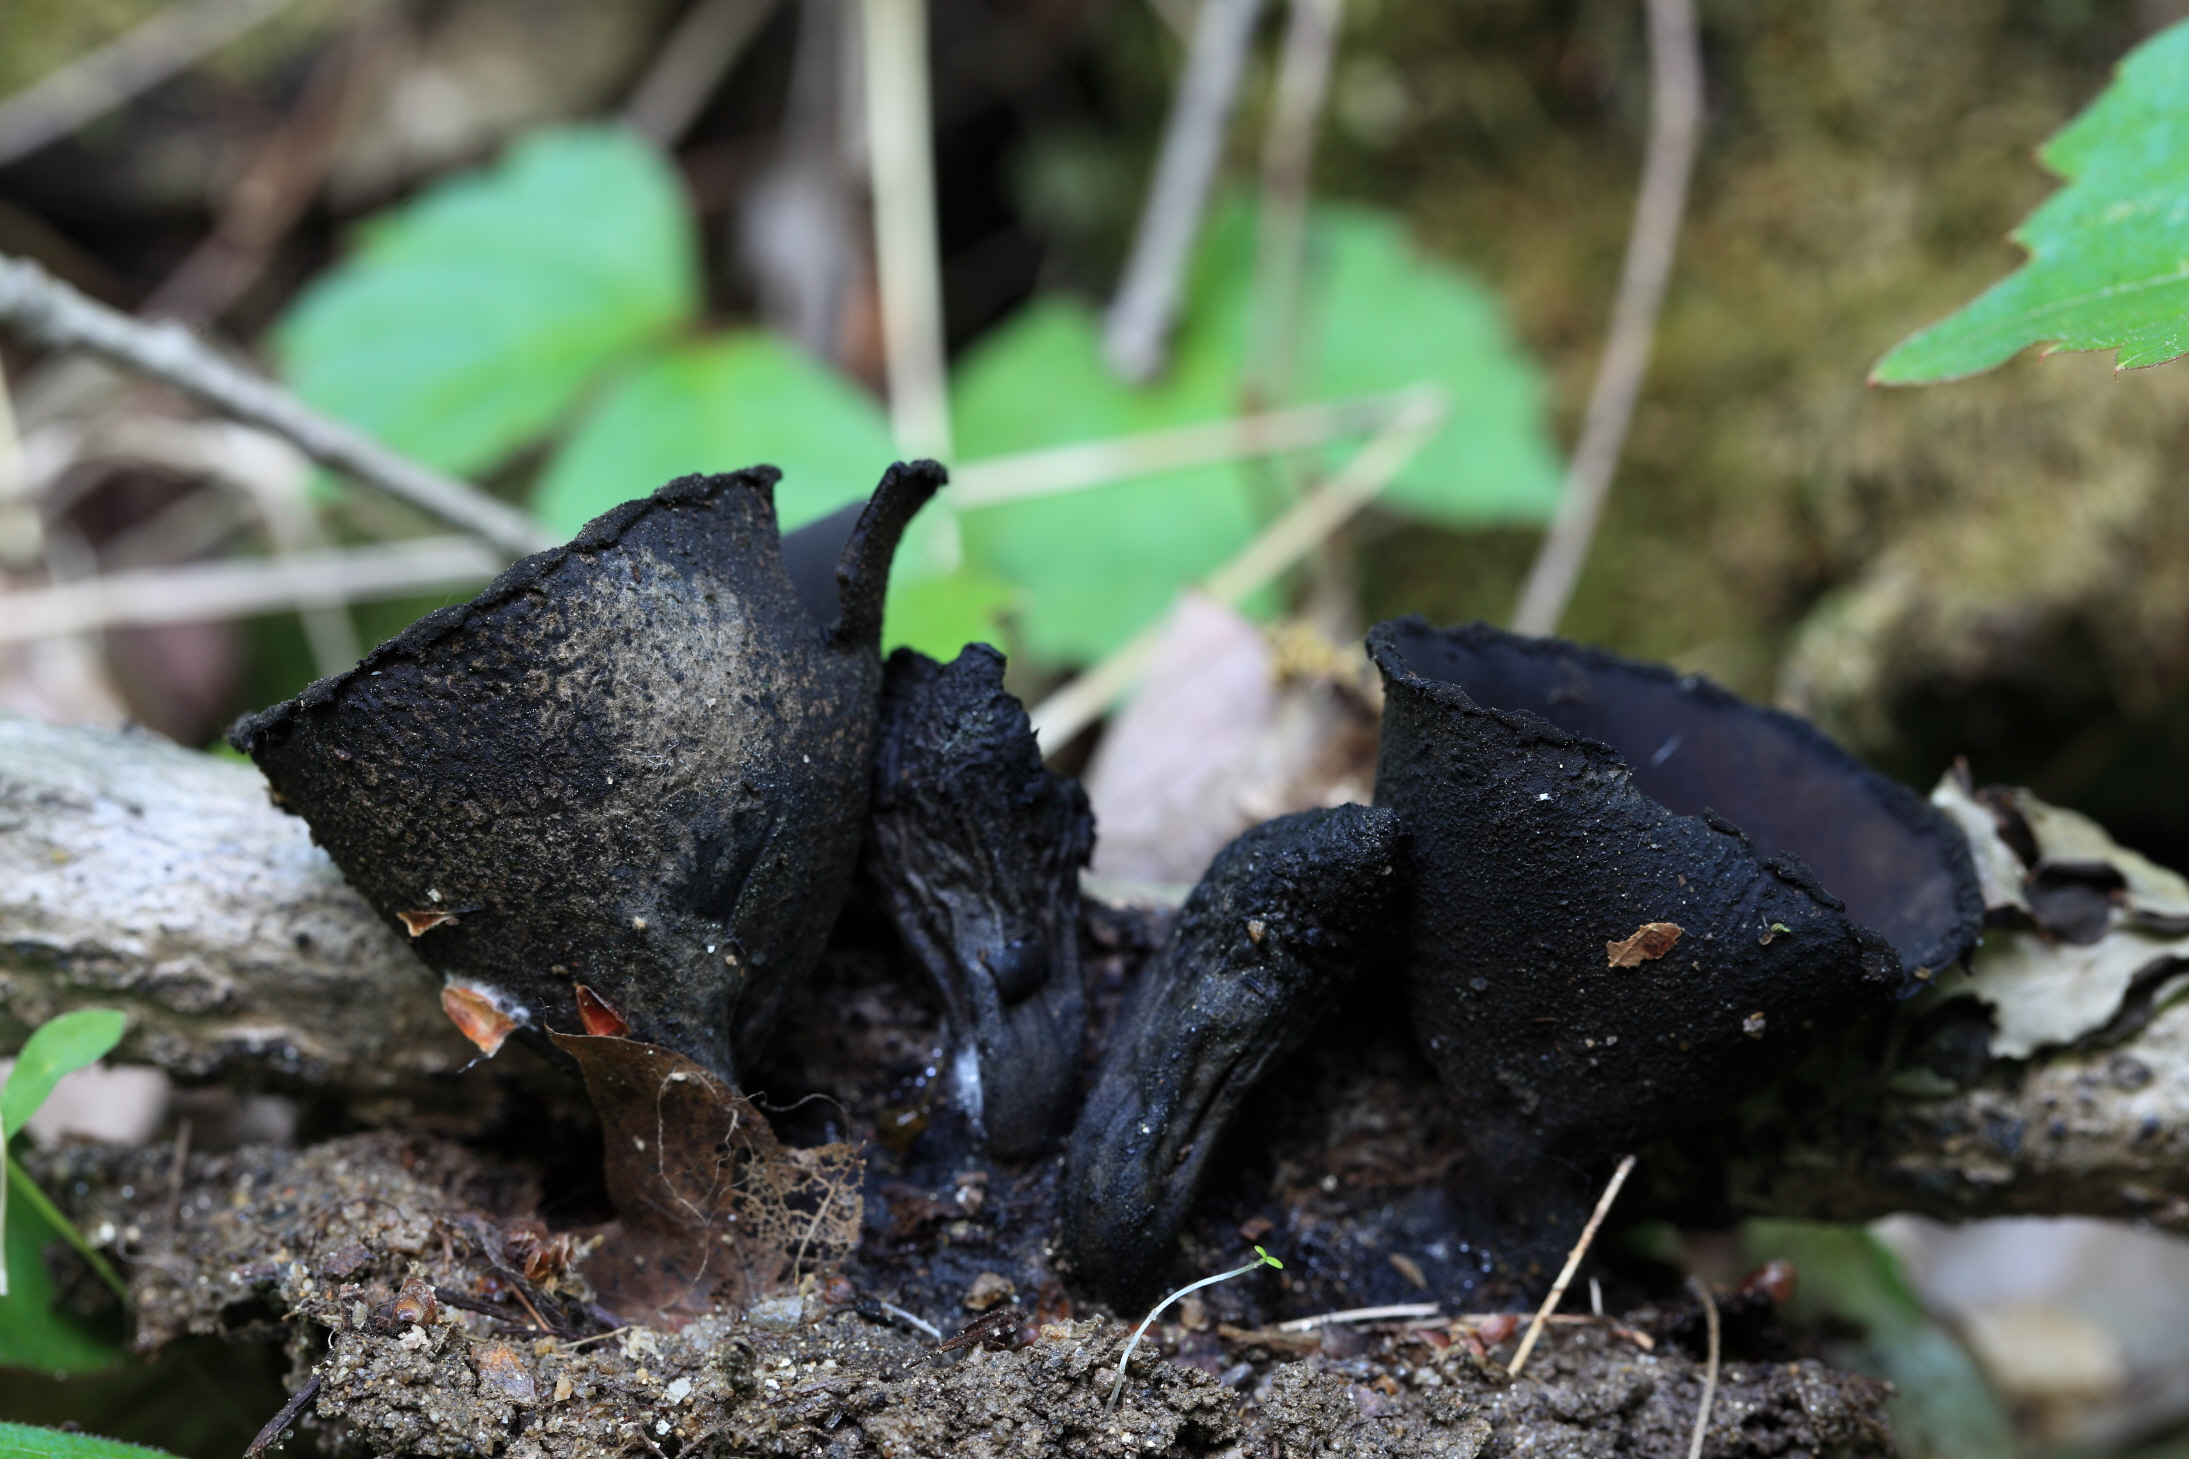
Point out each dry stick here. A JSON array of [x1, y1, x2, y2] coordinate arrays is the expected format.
[[1025, 381, 1448, 750], [244, 1372, 322, 1459], [1686, 1274, 1721, 1459], [878, 1300, 942, 1341], [0, 255, 553, 558], [1102, 0, 1266, 383], [0, 0, 299, 169], [1509, 0, 1702, 637], [861, 0, 953, 460], [1275, 1302, 1439, 1332], [951, 392, 1404, 508], [1246, 0, 1345, 412], [624, 0, 781, 147], [1506, 1153, 1637, 1379], [0, 536, 504, 642]]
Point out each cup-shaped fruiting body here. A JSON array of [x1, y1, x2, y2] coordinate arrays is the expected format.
[[230, 463, 944, 1084], [1367, 617, 1982, 1177], [1062, 804, 1401, 1302], [867, 644, 1094, 1159]]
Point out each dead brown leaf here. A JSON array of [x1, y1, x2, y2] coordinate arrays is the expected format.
[[551, 1034, 864, 1326], [1606, 921, 1683, 968], [398, 909, 461, 936]]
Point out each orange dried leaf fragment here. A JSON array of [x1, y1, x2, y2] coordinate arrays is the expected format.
[[574, 984, 630, 1038], [441, 984, 516, 1055], [1605, 921, 1683, 968], [398, 909, 461, 936], [475, 1342, 537, 1403]]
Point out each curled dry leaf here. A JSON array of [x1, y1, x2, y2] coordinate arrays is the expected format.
[[398, 909, 462, 936], [551, 1033, 863, 1326], [574, 984, 630, 1038], [1606, 922, 1683, 968], [440, 983, 516, 1055]]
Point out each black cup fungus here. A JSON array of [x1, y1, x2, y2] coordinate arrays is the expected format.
[[230, 462, 944, 1084], [1367, 617, 1982, 1179]]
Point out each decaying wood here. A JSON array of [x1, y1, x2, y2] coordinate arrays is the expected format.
[[0, 715, 477, 1111]]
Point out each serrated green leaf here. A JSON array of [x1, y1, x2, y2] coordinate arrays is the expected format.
[[952, 199, 1560, 663], [2, 1010, 124, 1138], [0, 1423, 174, 1459], [532, 333, 898, 538], [1874, 20, 2189, 383], [276, 124, 697, 476]]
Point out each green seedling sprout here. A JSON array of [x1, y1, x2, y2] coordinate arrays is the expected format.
[[1106, 1246, 1284, 1412]]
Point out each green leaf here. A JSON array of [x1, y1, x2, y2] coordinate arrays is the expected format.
[[276, 124, 697, 477], [0, 1164, 127, 1375], [1874, 20, 2189, 382], [532, 333, 899, 538], [0, 1423, 174, 1459], [3, 1009, 125, 1138], [882, 566, 1021, 660], [952, 199, 1561, 664], [1307, 204, 1564, 523]]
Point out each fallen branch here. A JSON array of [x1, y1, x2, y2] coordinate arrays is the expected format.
[[0, 716, 481, 1106], [1510, 0, 1703, 636], [0, 254, 553, 558]]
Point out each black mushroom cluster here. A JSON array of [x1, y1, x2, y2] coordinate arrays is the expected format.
[[232, 466, 1984, 1305]]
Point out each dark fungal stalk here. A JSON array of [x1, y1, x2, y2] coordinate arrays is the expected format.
[[230, 462, 945, 1086], [1062, 804, 1401, 1303], [866, 644, 1094, 1158]]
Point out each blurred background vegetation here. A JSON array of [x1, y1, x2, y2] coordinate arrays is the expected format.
[[8, 1, 2189, 1455]]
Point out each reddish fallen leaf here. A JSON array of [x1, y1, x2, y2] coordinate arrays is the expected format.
[[441, 984, 516, 1055], [398, 909, 461, 936], [551, 1033, 863, 1326], [573, 984, 630, 1038], [1739, 1258, 1797, 1304], [1605, 921, 1683, 968]]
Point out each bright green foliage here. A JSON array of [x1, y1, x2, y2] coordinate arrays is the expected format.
[[534, 335, 900, 538], [1743, 1222, 2013, 1459], [1874, 19, 2189, 382], [0, 1423, 176, 1459], [278, 126, 697, 475], [2, 1009, 129, 1375], [2, 1009, 126, 1138], [954, 201, 1561, 662]]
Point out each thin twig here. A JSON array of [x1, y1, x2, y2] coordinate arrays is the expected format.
[[0, 0, 299, 170], [244, 1372, 322, 1458], [1275, 1302, 1438, 1332], [878, 1301, 942, 1341], [1026, 381, 1446, 750], [860, 0, 952, 459], [165, 1117, 192, 1232], [1247, 0, 1344, 410], [1686, 1274, 1720, 1459], [0, 536, 504, 643], [1507, 1153, 1637, 1378], [624, 0, 780, 146], [0, 255, 553, 557], [950, 392, 1403, 509], [1102, 0, 1266, 383], [1510, 0, 1702, 636]]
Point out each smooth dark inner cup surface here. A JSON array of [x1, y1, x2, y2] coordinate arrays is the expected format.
[[1383, 621, 1962, 970]]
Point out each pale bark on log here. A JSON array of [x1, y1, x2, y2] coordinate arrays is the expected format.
[[0, 715, 477, 1109]]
